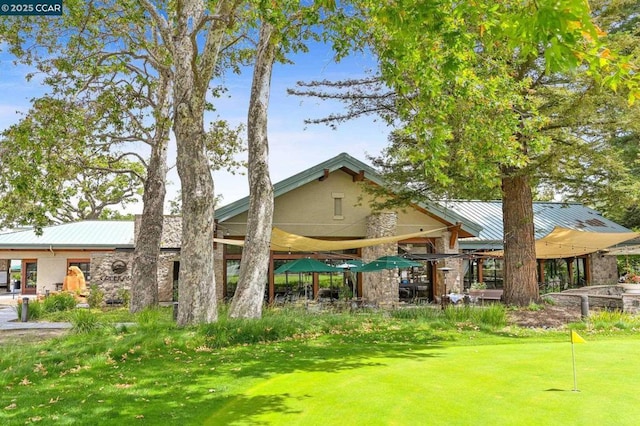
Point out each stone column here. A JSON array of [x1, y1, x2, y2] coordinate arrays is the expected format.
[[433, 231, 462, 298], [362, 212, 398, 307], [589, 254, 618, 285], [160, 217, 183, 302]]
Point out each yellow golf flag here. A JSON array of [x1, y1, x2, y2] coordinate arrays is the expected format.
[[571, 330, 586, 344]]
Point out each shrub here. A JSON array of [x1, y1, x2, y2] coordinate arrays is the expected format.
[[70, 309, 102, 333], [442, 304, 506, 329], [588, 310, 640, 330], [86, 284, 105, 309], [470, 281, 487, 290], [15, 298, 44, 321], [118, 288, 131, 308], [42, 292, 77, 313]]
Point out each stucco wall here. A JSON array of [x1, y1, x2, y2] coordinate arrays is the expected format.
[[220, 170, 448, 238], [0, 250, 96, 294]]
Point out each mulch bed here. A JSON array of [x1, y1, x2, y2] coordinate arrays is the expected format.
[[507, 304, 582, 329]]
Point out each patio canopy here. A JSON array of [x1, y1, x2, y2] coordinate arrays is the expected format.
[[481, 227, 640, 259], [214, 226, 448, 253]]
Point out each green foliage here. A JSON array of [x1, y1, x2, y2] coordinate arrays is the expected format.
[[0, 97, 145, 229], [70, 308, 102, 334], [3, 304, 640, 424], [389, 304, 506, 329], [42, 292, 77, 313], [587, 310, 640, 330], [442, 305, 507, 329], [15, 299, 44, 321], [470, 281, 487, 290], [117, 288, 131, 308], [363, 0, 639, 203], [135, 308, 175, 333], [526, 302, 544, 312], [86, 284, 105, 309]]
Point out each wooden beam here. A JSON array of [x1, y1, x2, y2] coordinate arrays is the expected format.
[[538, 259, 546, 285], [449, 222, 461, 249], [353, 170, 365, 182], [566, 258, 574, 287], [319, 168, 330, 181], [268, 252, 275, 303], [585, 256, 592, 285]]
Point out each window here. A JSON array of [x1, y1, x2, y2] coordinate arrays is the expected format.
[[332, 192, 344, 219], [68, 259, 91, 281]]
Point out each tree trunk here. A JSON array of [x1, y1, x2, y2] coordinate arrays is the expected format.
[[172, 0, 238, 326], [130, 78, 171, 313], [229, 22, 276, 319], [501, 171, 539, 305], [130, 138, 168, 312]]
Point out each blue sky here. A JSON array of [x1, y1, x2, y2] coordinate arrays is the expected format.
[[0, 41, 391, 213]]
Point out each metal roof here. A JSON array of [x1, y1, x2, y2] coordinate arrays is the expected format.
[[438, 200, 633, 250], [0, 221, 135, 249]]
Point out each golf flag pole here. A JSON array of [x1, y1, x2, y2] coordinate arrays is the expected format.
[[570, 330, 586, 392]]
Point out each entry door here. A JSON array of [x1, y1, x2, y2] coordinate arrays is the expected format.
[[22, 260, 37, 295]]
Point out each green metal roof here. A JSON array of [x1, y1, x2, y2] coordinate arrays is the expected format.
[[439, 200, 634, 250], [0, 221, 135, 249], [215, 152, 482, 237]]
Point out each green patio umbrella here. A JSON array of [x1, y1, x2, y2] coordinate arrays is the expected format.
[[274, 258, 338, 274], [358, 255, 421, 272]]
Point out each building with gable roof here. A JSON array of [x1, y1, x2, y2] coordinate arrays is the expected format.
[[0, 153, 633, 303]]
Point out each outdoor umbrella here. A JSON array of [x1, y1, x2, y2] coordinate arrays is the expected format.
[[358, 255, 421, 272], [274, 258, 338, 274], [334, 260, 365, 271], [274, 258, 337, 302]]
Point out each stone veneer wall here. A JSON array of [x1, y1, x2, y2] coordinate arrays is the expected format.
[[157, 216, 182, 302], [90, 252, 134, 301], [622, 293, 640, 314], [88, 216, 182, 303], [433, 231, 462, 298], [361, 212, 398, 306], [589, 254, 619, 285], [546, 285, 640, 313]]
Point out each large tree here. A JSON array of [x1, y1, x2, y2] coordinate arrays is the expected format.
[[1, 0, 244, 322], [229, 0, 358, 318], [1, 1, 174, 311], [151, 0, 242, 325], [294, 0, 640, 305], [228, 17, 276, 319], [371, 0, 639, 305], [0, 98, 144, 229]]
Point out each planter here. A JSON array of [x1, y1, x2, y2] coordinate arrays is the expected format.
[[619, 283, 640, 294]]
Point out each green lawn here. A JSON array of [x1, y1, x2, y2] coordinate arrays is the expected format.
[[208, 336, 640, 425], [1, 306, 639, 425]]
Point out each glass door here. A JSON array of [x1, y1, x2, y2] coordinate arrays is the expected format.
[[22, 260, 37, 295]]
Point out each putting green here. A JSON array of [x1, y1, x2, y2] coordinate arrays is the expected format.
[[208, 337, 640, 425]]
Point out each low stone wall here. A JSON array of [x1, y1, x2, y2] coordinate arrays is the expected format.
[[622, 294, 640, 314], [545, 285, 640, 312]]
